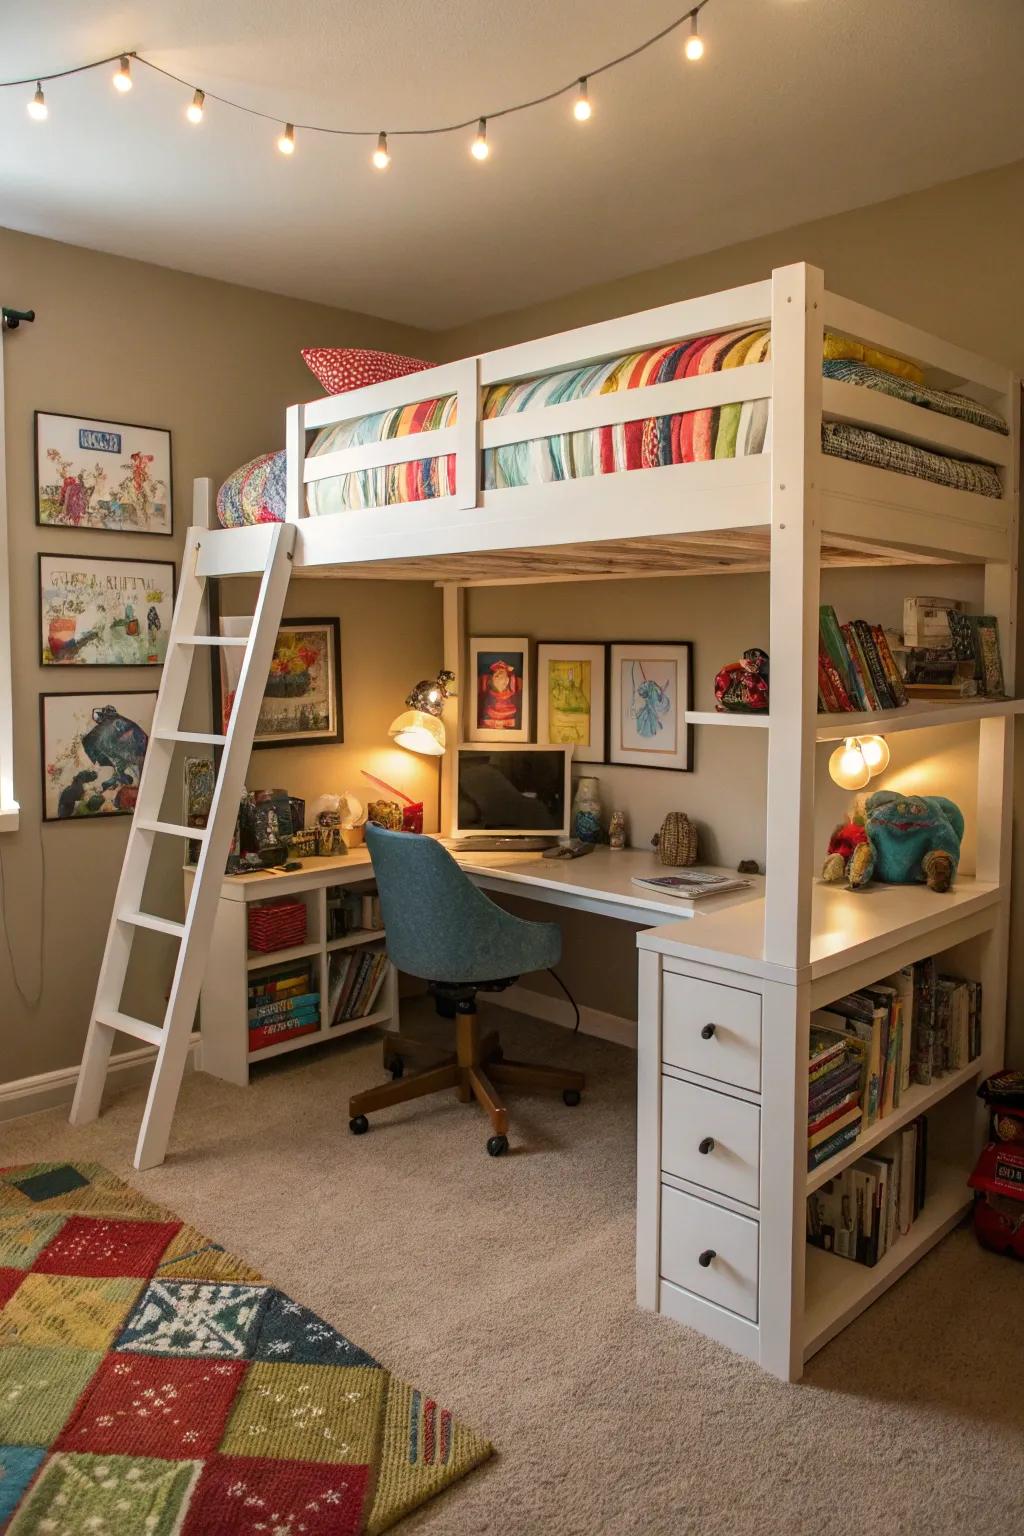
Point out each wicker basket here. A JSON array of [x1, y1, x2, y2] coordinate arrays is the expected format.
[[653, 812, 699, 866]]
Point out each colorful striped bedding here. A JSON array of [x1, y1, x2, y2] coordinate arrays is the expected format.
[[216, 328, 1005, 526]]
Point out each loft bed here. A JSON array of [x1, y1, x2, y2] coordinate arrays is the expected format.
[[199, 264, 1018, 584]]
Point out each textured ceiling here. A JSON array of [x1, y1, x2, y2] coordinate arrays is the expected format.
[[2, 0, 1023, 329]]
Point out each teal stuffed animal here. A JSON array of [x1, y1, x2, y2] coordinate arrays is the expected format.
[[822, 790, 964, 893]]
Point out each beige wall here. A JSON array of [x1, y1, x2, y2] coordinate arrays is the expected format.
[[447, 160, 1024, 1050], [0, 228, 441, 1084]]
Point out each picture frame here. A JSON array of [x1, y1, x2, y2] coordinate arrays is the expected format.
[[40, 690, 157, 822], [38, 553, 175, 666], [536, 641, 607, 763], [213, 615, 343, 749], [468, 637, 530, 742], [607, 641, 693, 771], [35, 410, 173, 535]]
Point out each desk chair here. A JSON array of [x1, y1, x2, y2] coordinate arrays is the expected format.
[[349, 825, 585, 1156]]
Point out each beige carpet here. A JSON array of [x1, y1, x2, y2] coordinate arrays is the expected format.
[[3, 1001, 1022, 1536]]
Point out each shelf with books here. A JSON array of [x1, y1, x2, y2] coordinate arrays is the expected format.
[[815, 695, 1023, 741], [803, 1159, 972, 1362], [806, 1061, 981, 1194]]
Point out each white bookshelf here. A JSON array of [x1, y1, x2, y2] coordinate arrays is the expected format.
[[184, 849, 398, 1087]]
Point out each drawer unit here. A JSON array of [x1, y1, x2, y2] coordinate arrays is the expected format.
[[660, 1183, 759, 1321], [661, 1075, 761, 1208], [661, 970, 761, 1092]]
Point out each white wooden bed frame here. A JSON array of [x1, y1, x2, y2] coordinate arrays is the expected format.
[[72, 263, 1021, 1381]]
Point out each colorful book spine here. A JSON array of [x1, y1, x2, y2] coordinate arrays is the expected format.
[[808, 1121, 861, 1170]]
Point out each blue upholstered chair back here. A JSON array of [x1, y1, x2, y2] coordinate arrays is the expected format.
[[365, 824, 561, 985]]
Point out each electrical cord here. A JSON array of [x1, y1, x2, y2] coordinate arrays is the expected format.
[[548, 968, 581, 1033]]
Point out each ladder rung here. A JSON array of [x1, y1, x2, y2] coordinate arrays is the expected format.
[[177, 635, 249, 647], [95, 1010, 164, 1048], [137, 819, 208, 842], [119, 910, 187, 939], [155, 729, 227, 745]]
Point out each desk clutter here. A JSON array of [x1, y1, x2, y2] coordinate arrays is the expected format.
[[184, 762, 371, 871]]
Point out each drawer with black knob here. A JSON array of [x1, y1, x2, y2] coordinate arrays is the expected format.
[[660, 1183, 759, 1321], [661, 970, 761, 1092], [661, 1075, 760, 1207]]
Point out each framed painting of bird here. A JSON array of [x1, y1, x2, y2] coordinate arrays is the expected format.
[[40, 691, 157, 821], [38, 554, 175, 666]]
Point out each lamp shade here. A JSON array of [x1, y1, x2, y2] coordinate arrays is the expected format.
[[389, 708, 446, 756]]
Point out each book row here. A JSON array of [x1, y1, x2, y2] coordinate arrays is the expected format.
[[327, 947, 389, 1028], [247, 959, 320, 1053], [807, 1116, 928, 1268], [818, 603, 908, 714]]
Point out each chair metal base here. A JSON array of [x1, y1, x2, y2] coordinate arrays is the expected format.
[[348, 1011, 585, 1150]]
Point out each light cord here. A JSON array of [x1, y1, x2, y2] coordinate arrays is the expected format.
[[0, 3, 712, 142]]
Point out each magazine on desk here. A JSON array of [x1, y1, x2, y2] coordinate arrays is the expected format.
[[630, 871, 751, 900]]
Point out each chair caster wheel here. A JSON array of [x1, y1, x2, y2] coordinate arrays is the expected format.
[[388, 1056, 405, 1081], [562, 1089, 582, 1107], [486, 1134, 509, 1157], [349, 1115, 369, 1136]]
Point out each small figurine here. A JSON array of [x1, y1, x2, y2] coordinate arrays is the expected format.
[[608, 810, 626, 850], [714, 648, 769, 713]]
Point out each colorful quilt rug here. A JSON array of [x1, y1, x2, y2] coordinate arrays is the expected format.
[[0, 1162, 491, 1533]]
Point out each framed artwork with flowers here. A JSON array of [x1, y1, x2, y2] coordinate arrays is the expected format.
[[35, 412, 172, 535], [214, 615, 343, 748]]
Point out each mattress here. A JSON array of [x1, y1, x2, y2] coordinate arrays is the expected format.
[[216, 328, 1004, 526]]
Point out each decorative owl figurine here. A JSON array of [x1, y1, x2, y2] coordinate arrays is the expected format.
[[822, 790, 964, 893]]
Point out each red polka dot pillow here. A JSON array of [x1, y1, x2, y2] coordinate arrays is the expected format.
[[302, 346, 433, 396]]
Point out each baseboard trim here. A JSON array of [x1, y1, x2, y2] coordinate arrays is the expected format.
[[481, 984, 637, 1049], [0, 1033, 202, 1123]]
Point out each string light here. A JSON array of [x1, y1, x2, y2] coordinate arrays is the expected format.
[[829, 739, 871, 792], [684, 13, 705, 60], [471, 118, 489, 160], [3, 4, 714, 166]]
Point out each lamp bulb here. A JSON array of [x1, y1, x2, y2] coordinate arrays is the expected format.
[[859, 735, 891, 776], [372, 131, 391, 169], [471, 118, 489, 160], [574, 79, 592, 121], [684, 15, 705, 60], [186, 88, 205, 124], [829, 739, 871, 791], [113, 56, 133, 92], [28, 83, 48, 121], [277, 122, 295, 155]]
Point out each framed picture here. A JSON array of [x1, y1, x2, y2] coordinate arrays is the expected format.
[[35, 411, 172, 535], [607, 642, 693, 771], [468, 637, 530, 742], [215, 616, 343, 748], [39, 554, 175, 666], [536, 642, 606, 763], [40, 690, 157, 821]]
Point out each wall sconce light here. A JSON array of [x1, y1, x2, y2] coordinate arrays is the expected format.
[[388, 670, 456, 756], [828, 734, 890, 790]]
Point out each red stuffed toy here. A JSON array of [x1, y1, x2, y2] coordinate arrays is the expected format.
[[822, 820, 869, 883]]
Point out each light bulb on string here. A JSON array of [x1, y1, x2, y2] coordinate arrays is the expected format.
[[186, 88, 205, 124], [684, 13, 705, 60], [471, 118, 489, 160], [372, 131, 391, 169], [277, 122, 295, 155], [113, 55, 133, 92], [829, 738, 871, 791], [573, 78, 592, 121], [859, 735, 891, 777], [27, 82, 47, 121]]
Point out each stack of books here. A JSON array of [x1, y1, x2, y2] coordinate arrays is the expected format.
[[808, 1027, 865, 1170], [817, 604, 908, 713], [909, 959, 982, 1084], [902, 597, 1005, 697], [327, 948, 389, 1027], [248, 960, 319, 1052], [807, 1116, 928, 1268], [360, 894, 384, 931]]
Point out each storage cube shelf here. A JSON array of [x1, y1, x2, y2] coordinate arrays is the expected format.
[[184, 849, 398, 1087]]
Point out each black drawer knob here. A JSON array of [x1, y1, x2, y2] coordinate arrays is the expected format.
[[700, 1023, 716, 1040], [698, 1136, 715, 1155], [698, 1249, 716, 1268]]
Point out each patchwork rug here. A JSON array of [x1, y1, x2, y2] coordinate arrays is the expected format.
[[0, 1162, 491, 1533]]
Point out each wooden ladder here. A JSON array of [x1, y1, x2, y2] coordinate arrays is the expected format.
[[70, 519, 297, 1169]]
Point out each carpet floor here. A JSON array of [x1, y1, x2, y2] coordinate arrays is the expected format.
[[2, 1000, 1022, 1536]]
